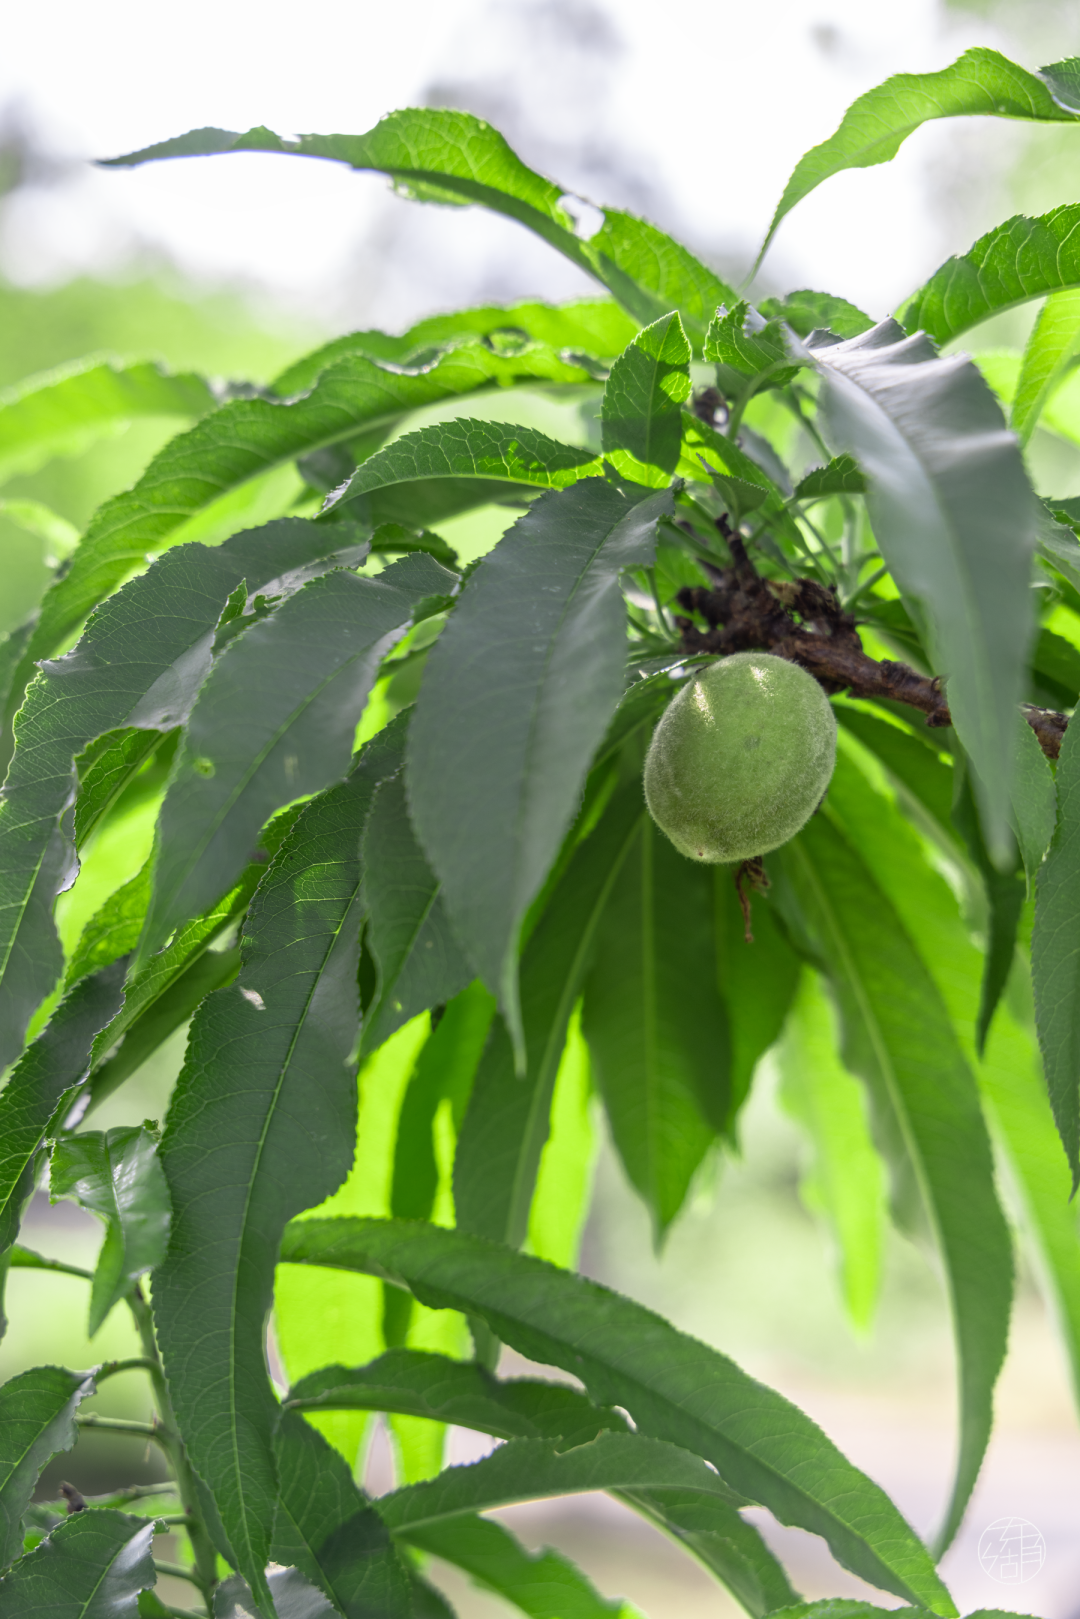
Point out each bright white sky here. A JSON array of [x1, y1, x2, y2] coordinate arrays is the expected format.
[[0, 0, 1053, 332]]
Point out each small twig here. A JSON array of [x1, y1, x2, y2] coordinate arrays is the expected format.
[[96, 1357, 158, 1383], [154, 1560, 203, 1586]]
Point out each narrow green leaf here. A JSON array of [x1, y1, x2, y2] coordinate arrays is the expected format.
[[0, 517, 361, 1069], [49, 1127, 170, 1335], [601, 313, 692, 485], [979, 982, 1080, 1417], [73, 729, 177, 852], [1011, 288, 1080, 441], [794, 454, 866, 499], [0, 355, 215, 485], [757, 291, 873, 340], [0, 961, 128, 1254], [272, 1408, 412, 1619], [65, 865, 151, 990], [103, 112, 736, 347], [279, 1218, 956, 1613], [777, 779, 1012, 1554], [325, 420, 602, 521], [714, 872, 800, 1124], [900, 204, 1080, 345], [0, 498, 79, 559], [761, 48, 1077, 262], [272, 297, 639, 394], [582, 816, 726, 1238], [142, 551, 454, 960], [377, 1432, 745, 1530], [399, 1514, 638, 1619], [833, 706, 954, 836], [1033, 714, 1080, 1189], [408, 479, 671, 1058], [0, 1509, 158, 1616], [287, 1346, 626, 1444], [1011, 715, 1057, 885], [359, 773, 472, 1057], [779, 971, 886, 1332], [453, 781, 644, 1248], [15, 342, 591, 693], [285, 1346, 794, 1614], [950, 760, 1027, 1059], [389, 985, 495, 1223], [0, 1365, 95, 1568], [802, 320, 1037, 861], [151, 761, 389, 1612]]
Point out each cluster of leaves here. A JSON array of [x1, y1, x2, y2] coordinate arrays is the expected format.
[[5, 40, 1080, 1619]]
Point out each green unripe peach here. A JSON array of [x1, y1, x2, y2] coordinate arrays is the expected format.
[[644, 652, 837, 863]]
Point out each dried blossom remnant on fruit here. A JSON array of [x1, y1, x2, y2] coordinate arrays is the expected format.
[[644, 652, 837, 863]]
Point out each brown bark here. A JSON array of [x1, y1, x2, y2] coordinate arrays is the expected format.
[[674, 529, 1067, 761]]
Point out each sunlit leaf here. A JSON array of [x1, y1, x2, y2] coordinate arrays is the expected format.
[[103, 112, 737, 346], [761, 48, 1078, 262], [1033, 715, 1080, 1190], [602, 312, 692, 485], [0, 355, 215, 486]]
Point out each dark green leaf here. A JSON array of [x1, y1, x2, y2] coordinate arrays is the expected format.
[[408, 478, 671, 1058], [359, 773, 472, 1057], [0, 960, 128, 1254], [676, 417, 801, 543], [49, 1126, 170, 1335], [0, 1365, 95, 1568], [777, 788, 1012, 1553], [794, 455, 866, 499], [714, 872, 800, 1124], [1011, 714, 1057, 882], [453, 781, 644, 1247], [399, 1514, 632, 1619], [377, 1432, 743, 1530], [757, 291, 873, 340], [286, 1347, 627, 1446], [582, 816, 726, 1238], [1033, 714, 1080, 1189], [272, 298, 638, 394], [151, 759, 392, 1613], [272, 1409, 412, 1619], [141, 552, 454, 961], [325, 420, 602, 520], [368, 523, 459, 569], [278, 1218, 955, 1613], [104, 112, 736, 347], [761, 48, 1077, 262], [286, 1347, 793, 1615], [601, 313, 692, 485], [0, 356, 215, 485], [0, 1509, 158, 1616], [900, 205, 1080, 345], [802, 320, 1037, 861], [0, 517, 362, 1069]]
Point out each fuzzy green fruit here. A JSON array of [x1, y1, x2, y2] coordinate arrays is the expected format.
[[644, 652, 837, 863]]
